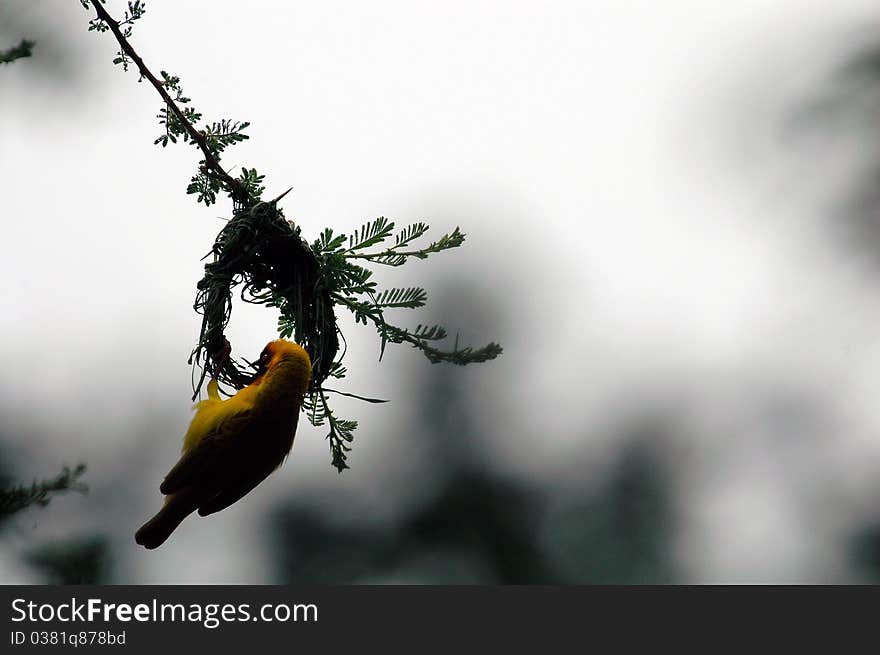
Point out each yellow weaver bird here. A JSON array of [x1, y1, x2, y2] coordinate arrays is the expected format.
[[135, 339, 311, 549]]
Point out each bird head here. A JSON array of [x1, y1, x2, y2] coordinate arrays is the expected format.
[[253, 339, 312, 397]]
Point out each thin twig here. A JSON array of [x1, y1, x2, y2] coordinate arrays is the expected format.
[[347, 249, 440, 260], [322, 387, 389, 403], [88, 0, 239, 194]]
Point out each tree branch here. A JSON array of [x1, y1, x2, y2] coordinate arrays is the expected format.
[[0, 39, 35, 65], [87, 0, 240, 195], [0, 465, 88, 519]]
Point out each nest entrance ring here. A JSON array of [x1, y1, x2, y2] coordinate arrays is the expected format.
[[189, 198, 339, 399]]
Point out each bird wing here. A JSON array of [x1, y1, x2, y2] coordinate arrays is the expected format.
[[196, 409, 301, 516], [196, 476, 266, 517], [159, 410, 256, 496]]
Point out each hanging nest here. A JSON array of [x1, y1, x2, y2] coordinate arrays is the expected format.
[[190, 196, 339, 399]]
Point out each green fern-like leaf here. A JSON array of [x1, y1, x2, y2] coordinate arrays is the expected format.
[[350, 226, 466, 265], [374, 287, 427, 309], [348, 216, 395, 251], [314, 229, 346, 254], [394, 222, 430, 247]]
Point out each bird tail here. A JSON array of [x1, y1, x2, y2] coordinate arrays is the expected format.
[[135, 492, 198, 550]]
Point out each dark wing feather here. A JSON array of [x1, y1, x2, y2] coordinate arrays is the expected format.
[[159, 411, 255, 495], [197, 475, 268, 516], [197, 406, 302, 515]]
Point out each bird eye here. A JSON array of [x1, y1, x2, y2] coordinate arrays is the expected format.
[[260, 350, 271, 364]]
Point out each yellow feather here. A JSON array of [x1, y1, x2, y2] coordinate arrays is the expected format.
[[182, 385, 258, 453], [207, 378, 220, 401]]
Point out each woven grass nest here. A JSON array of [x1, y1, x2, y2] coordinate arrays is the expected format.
[[190, 197, 339, 398]]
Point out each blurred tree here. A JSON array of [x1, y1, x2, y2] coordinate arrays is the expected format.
[[848, 522, 880, 583], [0, 465, 87, 523], [540, 444, 676, 584], [273, 507, 393, 584], [0, 438, 95, 583], [0, 39, 34, 64], [0, 0, 92, 91], [26, 536, 110, 584], [788, 39, 880, 258]]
